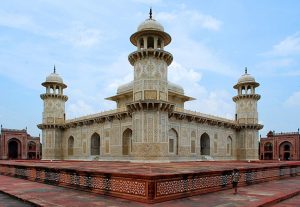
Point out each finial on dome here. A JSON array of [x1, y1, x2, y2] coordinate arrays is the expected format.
[[53, 65, 56, 74], [245, 67, 247, 74], [149, 7, 152, 19]]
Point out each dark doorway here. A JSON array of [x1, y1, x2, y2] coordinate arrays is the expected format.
[[8, 140, 19, 159], [91, 133, 100, 156], [264, 153, 273, 160], [284, 152, 290, 161], [279, 141, 292, 161], [200, 133, 210, 155], [122, 128, 132, 156]]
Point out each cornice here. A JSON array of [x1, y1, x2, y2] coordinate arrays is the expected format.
[[170, 108, 238, 129], [232, 94, 260, 102], [37, 124, 64, 130], [126, 100, 175, 113], [128, 49, 173, 66], [40, 94, 68, 101]]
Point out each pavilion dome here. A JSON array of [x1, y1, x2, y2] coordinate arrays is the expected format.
[[42, 67, 67, 88], [168, 81, 184, 94], [130, 9, 171, 47], [45, 72, 64, 84], [237, 73, 256, 84], [137, 18, 164, 32], [117, 81, 133, 94], [234, 68, 259, 89]]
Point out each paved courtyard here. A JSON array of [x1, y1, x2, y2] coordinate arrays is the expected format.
[[0, 160, 297, 176]]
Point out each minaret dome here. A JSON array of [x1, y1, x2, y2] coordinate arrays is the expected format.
[[130, 9, 171, 50]]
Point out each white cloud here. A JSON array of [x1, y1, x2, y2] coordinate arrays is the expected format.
[[64, 53, 132, 119], [285, 91, 300, 107], [49, 22, 103, 48], [264, 32, 300, 57], [0, 10, 103, 48], [0, 11, 36, 30], [132, 0, 162, 4], [152, 8, 235, 77], [255, 58, 296, 76], [169, 61, 234, 119], [258, 32, 300, 76], [67, 100, 95, 118], [157, 9, 222, 31], [169, 61, 202, 83], [169, 36, 236, 76]]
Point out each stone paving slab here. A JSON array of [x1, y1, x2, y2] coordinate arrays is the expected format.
[[272, 194, 300, 207], [0, 175, 300, 207], [0, 192, 34, 207]]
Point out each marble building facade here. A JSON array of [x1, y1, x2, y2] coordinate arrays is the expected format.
[[38, 11, 263, 161]]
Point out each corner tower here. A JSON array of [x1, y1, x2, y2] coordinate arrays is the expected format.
[[38, 66, 68, 160], [128, 8, 173, 101], [126, 9, 175, 160], [233, 68, 263, 160]]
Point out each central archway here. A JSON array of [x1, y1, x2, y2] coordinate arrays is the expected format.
[[8, 139, 21, 159], [122, 129, 132, 156], [200, 133, 210, 155]]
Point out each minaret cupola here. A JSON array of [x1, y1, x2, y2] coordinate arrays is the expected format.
[[42, 65, 67, 96], [233, 67, 260, 96], [128, 9, 173, 66]]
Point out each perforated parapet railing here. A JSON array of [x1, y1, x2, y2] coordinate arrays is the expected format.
[[0, 161, 299, 203]]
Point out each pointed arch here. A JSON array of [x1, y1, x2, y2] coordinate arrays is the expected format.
[[264, 142, 273, 151], [122, 128, 132, 156], [157, 38, 162, 49], [8, 138, 21, 159], [168, 128, 178, 155], [139, 37, 144, 49], [191, 131, 196, 153], [200, 133, 210, 155], [147, 36, 154, 49], [68, 136, 74, 156], [27, 141, 37, 159], [264, 142, 273, 160], [279, 141, 292, 160], [227, 136, 232, 156], [91, 133, 100, 156]]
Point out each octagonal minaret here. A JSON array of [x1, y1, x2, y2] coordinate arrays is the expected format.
[[124, 9, 177, 159], [128, 9, 173, 102], [233, 68, 263, 160], [38, 66, 68, 160]]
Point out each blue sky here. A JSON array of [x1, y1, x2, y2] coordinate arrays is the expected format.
[[0, 0, 299, 138]]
